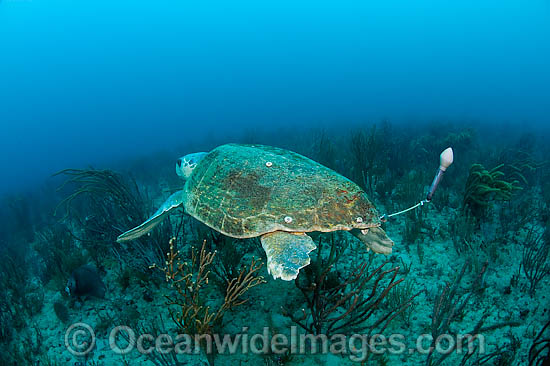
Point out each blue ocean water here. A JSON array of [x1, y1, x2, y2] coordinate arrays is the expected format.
[[1, 1, 549, 365]]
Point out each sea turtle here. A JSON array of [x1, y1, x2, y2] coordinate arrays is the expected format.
[[117, 143, 393, 281]]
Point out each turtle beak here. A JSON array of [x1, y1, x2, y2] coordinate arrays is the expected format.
[[176, 158, 186, 178]]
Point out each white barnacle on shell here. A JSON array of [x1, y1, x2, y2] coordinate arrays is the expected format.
[[284, 216, 293, 223], [265, 161, 273, 167]]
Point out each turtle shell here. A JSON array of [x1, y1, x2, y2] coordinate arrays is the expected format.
[[183, 144, 381, 238]]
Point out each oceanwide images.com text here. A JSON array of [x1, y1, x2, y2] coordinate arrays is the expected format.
[[65, 323, 486, 362]]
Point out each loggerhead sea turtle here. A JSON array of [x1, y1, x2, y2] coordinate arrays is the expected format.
[[117, 143, 393, 281]]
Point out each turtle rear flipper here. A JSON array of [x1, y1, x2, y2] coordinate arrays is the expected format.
[[116, 190, 185, 243], [351, 226, 393, 255], [260, 231, 317, 281]]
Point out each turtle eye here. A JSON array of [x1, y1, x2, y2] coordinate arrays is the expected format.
[[177, 159, 182, 167]]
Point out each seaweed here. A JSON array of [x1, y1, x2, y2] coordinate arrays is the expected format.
[[498, 147, 546, 187], [521, 225, 550, 296], [205, 229, 258, 293], [283, 233, 420, 340], [0, 243, 44, 335], [426, 262, 519, 366], [384, 278, 419, 327], [34, 224, 87, 290], [529, 318, 550, 366], [459, 331, 520, 365], [462, 163, 521, 221], [153, 238, 265, 364], [54, 168, 175, 274], [349, 124, 385, 197], [314, 129, 339, 172], [394, 170, 434, 249]]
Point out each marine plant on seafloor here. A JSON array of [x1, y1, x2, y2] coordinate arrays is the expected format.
[[521, 225, 550, 296], [384, 278, 419, 327], [203, 228, 260, 294], [283, 233, 420, 340], [349, 125, 385, 197], [54, 168, 174, 272], [0, 243, 45, 331], [529, 318, 550, 366], [462, 163, 521, 220], [314, 129, 339, 172], [498, 148, 547, 187], [443, 128, 476, 151], [426, 262, 520, 366], [0, 287, 15, 344], [34, 224, 87, 289], [154, 238, 265, 336], [541, 167, 550, 210], [394, 170, 434, 249]]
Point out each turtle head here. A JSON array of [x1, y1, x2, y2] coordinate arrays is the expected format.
[[176, 152, 207, 178]]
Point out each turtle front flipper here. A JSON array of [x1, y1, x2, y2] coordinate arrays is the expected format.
[[260, 231, 317, 281], [116, 190, 185, 243], [351, 226, 394, 255]]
